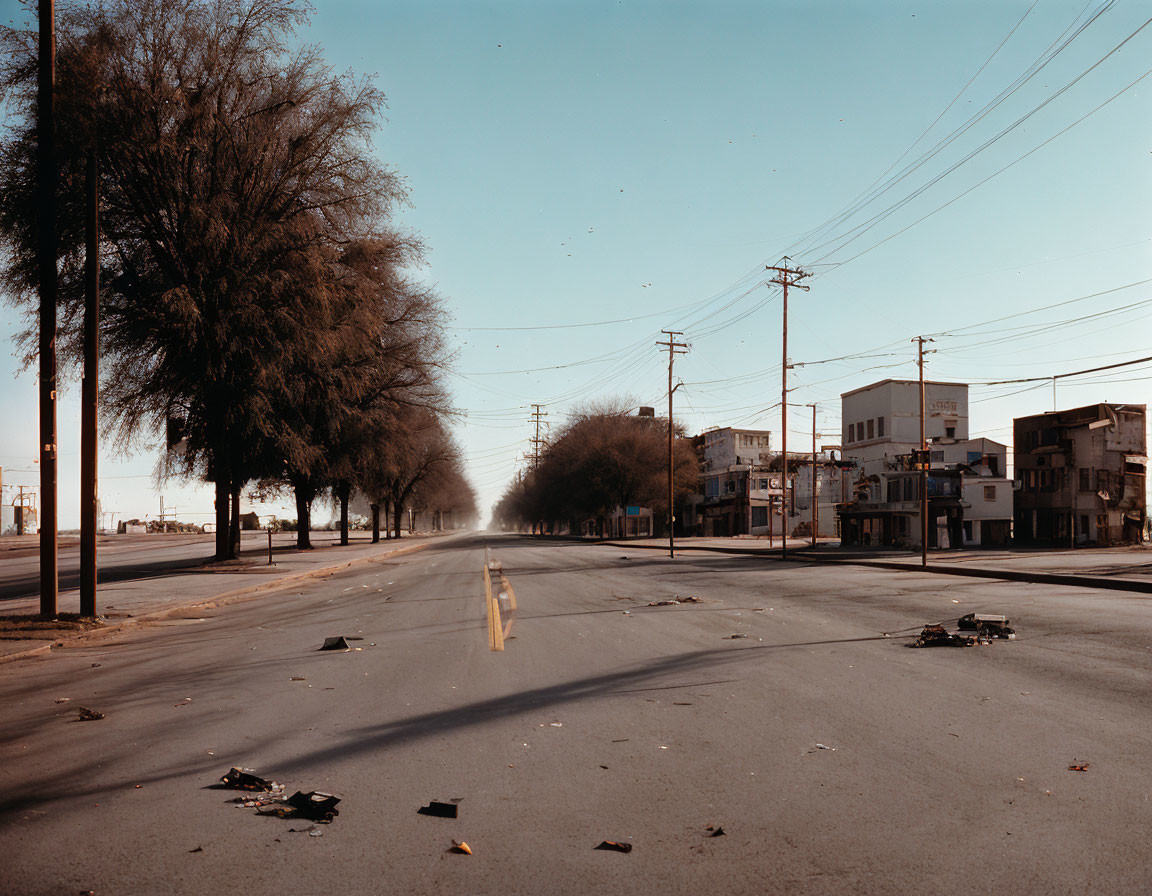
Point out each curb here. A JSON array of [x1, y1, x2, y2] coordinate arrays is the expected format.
[[590, 537, 1152, 594], [0, 538, 439, 665]]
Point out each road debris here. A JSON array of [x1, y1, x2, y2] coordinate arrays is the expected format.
[[648, 599, 680, 607], [220, 767, 279, 792], [813, 743, 835, 752], [549, 722, 563, 728], [449, 840, 472, 854], [189, 846, 204, 853], [258, 791, 341, 823], [417, 800, 458, 819], [290, 676, 307, 681], [680, 595, 703, 603], [911, 624, 971, 648], [54, 697, 70, 704], [707, 826, 726, 837], [1068, 763, 1090, 772], [77, 706, 104, 721], [727, 633, 749, 639], [959, 613, 1016, 640], [319, 636, 351, 651], [594, 840, 632, 853]]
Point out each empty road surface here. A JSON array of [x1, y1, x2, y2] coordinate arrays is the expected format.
[[2, 534, 1150, 895]]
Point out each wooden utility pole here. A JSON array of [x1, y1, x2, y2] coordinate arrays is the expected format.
[[657, 330, 688, 558], [528, 404, 548, 469], [806, 403, 818, 550], [80, 148, 99, 617], [914, 337, 934, 568], [767, 261, 811, 561], [38, 0, 58, 617]]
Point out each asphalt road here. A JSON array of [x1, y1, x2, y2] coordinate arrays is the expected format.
[[1, 534, 1150, 895]]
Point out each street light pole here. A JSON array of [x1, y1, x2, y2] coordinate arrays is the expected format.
[[657, 331, 688, 558]]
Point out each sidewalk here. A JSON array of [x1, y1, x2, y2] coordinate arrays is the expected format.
[[584, 535, 1152, 593], [0, 531, 456, 664]]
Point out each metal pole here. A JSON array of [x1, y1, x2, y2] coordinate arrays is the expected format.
[[268, 524, 274, 565], [80, 148, 99, 616], [747, 464, 753, 536], [38, 0, 58, 617]]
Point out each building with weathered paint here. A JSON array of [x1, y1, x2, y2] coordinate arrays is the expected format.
[[837, 380, 1012, 547], [1013, 403, 1147, 545]]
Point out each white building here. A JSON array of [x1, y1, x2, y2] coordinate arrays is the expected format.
[[838, 380, 1012, 548]]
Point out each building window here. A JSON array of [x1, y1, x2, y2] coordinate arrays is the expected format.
[[877, 416, 885, 437], [983, 485, 996, 502], [847, 423, 854, 443], [758, 478, 769, 490], [1079, 468, 1091, 491], [887, 479, 900, 502], [867, 419, 875, 439], [945, 419, 957, 439], [725, 479, 736, 494]]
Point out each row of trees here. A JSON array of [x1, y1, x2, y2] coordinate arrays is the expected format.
[[0, 0, 475, 557], [492, 401, 698, 536]]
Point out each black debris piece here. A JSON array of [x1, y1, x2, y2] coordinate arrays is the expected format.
[[709, 826, 726, 837], [319, 636, 351, 651], [958, 613, 1009, 630], [977, 620, 1016, 640], [221, 767, 277, 792], [286, 791, 340, 822], [77, 706, 105, 721], [680, 596, 703, 604], [727, 633, 749, 639], [594, 840, 633, 853], [912, 624, 971, 648], [189, 846, 204, 853], [648, 599, 680, 607], [417, 800, 458, 819]]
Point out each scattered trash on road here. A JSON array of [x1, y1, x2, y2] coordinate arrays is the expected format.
[[189, 846, 204, 853], [549, 722, 563, 728], [707, 826, 726, 837], [622, 610, 631, 615], [259, 791, 341, 823], [417, 800, 458, 819], [77, 706, 104, 721], [221, 767, 279, 792], [290, 676, 307, 681], [958, 614, 1016, 640], [727, 633, 749, 639], [594, 840, 632, 853], [449, 840, 472, 854], [912, 624, 971, 648], [1068, 763, 1090, 772], [54, 697, 70, 704], [813, 743, 836, 752], [648, 599, 680, 607], [319, 636, 351, 651]]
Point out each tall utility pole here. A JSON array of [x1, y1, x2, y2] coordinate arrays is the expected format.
[[914, 337, 935, 568], [657, 330, 688, 558], [528, 404, 548, 469], [80, 148, 99, 617], [38, 1, 59, 617], [806, 403, 818, 550], [767, 261, 811, 561]]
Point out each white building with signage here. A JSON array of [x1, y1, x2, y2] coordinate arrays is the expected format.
[[837, 379, 1012, 548]]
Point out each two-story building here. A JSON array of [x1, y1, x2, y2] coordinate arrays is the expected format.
[[1013, 403, 1146, 545], [837, 379, 1012, 548]]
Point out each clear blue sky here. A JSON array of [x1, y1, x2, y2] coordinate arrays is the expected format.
[[2, 0, 1150, 528]]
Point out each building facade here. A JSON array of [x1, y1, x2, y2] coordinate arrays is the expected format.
[[1013, 403, 1147, 545], [837, 379, 1012, 548]]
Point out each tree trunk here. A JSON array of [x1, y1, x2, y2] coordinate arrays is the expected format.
[[383, 499, 392, 538], [336, 481, 350, 546], [295, 487, 312, 550], [229, 487, 241, 560], [393, 503, 403, 539], [214, 479, 229, 561], [370, 503, 380, 543]]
